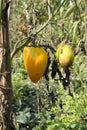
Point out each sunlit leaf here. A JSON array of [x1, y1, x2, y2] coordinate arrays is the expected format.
[[64, 5, 75, 18], [16, 114, 29, 124], [73, 21, 80, 39], [77, 0, 82, 5]]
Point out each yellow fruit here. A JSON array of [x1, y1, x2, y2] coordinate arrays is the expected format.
[[58, 45, 74, 68], [23, 47, 48, 83], [55, 43, 65, 61]]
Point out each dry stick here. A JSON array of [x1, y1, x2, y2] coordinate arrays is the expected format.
[[11, 0, 66, 61]]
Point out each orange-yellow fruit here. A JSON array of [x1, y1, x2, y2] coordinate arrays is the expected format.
[[58, 45, 74, 68], [23, 47, 48, 83]]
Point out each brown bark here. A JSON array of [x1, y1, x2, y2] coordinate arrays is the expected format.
[[0, 0, 14, 130]]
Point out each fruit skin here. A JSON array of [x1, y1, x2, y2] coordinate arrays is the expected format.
[[58, 44, 74, 68], [55, 43, 65, 61], [23, 47, 48, 83]]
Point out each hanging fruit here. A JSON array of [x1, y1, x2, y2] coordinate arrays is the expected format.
[[56, 44, 74, 68], [55, 43, 65, 61], [23, 46, 48, 83]]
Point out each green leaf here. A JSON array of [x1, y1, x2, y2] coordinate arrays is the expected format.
[[73, 21, 80, 39], [16, 114, 29, 124], [70, 123, 77, 128], [47, 125, 55, 130], [64, 5, 75, 18], [77, 0, 82, 5]]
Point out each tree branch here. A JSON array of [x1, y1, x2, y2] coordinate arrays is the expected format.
[[11, 0, 66, 60], [10, 34, 36, 61]]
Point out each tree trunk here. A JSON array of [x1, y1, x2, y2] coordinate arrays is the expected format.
[[0, 0, 14, 130]]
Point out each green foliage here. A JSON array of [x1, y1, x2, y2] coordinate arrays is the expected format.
[[64, 5, 75, 18], [10, 0, 87, 130], [12, 53, 87, 129]]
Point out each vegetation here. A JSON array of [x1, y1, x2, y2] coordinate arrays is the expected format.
[[3, 0, 87, 129]]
